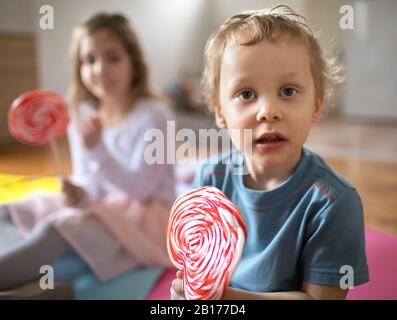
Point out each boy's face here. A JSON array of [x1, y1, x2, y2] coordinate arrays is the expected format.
[[214, 37, 323, 173]]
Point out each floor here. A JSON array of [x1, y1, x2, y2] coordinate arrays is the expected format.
[[0, 116, 396, 235], [306, 118, 397, 236]]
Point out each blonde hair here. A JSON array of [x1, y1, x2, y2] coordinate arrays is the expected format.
[[202, 5, 343, 110], [67, 13, 155, 117]]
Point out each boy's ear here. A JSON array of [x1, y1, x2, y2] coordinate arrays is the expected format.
[[312, 93, 324, 123], [211, 99, 227, 128]]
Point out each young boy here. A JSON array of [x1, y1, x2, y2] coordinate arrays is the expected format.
[[171, 5, 369, 300]]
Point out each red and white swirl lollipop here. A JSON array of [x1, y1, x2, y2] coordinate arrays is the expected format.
[[8, 90, 69, 145], [167, 186, 247, 300]]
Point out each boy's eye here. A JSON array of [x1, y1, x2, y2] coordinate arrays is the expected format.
[[237, 90, 256, 101], [280, 87, 298, 97]]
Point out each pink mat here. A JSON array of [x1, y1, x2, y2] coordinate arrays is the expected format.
[[347, 228, 397, 300], [146, 268, 176, 300], [146, 228, 397, 300]]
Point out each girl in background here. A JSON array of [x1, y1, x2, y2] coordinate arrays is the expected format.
[[0, 13, 175, 291]]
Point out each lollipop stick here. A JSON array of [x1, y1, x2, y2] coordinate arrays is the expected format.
[[48, 136, 63, 177]]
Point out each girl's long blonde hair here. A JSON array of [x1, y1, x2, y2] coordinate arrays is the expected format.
[[67, 13, 156, 118]]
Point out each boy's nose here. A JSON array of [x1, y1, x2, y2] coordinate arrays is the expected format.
[[256, 101, 282, 122]]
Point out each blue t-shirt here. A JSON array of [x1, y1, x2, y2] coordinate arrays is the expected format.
[[193, 148, 369, 292]]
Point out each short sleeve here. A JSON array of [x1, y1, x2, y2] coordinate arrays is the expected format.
[[301, 188, 369, 286], [192, 165, 202, 189], [192, 164, 213, 189]]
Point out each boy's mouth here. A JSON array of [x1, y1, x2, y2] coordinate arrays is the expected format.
[[255, 132, 287, 144]]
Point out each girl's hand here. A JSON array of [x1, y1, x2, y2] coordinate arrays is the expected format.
[[61, 177, 87, 207], [170, 270, 185, 300], [80, 115, 102, 149]]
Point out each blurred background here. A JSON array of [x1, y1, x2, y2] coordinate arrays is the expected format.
[[0, 0, 396, 300], [0, 0, 396, 235]]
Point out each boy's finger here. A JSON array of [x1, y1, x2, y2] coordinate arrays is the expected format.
[[170, 287, 178, 300], [171, 278, 183, 293], [176, 270, 183, 279], [170, 287, 184, 300]]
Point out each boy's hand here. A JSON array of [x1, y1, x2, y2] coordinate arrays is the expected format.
[[170, 270, 185, 300], [61, 177, 87, 207], [80, 115, 102, 149]]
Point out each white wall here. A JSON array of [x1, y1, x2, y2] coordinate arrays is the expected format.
[[0, 0, 349, 110], [2, 1, 396, 120], [304, 0, 347, 113], [0, 0, 35, 33], [208, 0, 306, 28], [304, 0, 346, 53], [344, 0, 397, 120], [31, 0, 211, 95]]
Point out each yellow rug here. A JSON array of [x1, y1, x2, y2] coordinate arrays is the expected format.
[[0, 174, 60, 204]]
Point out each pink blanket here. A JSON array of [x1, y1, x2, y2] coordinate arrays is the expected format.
[[9, 192, 172, 281]]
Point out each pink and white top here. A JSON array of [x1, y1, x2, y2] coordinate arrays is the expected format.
[[68, 97, 176, 204]]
